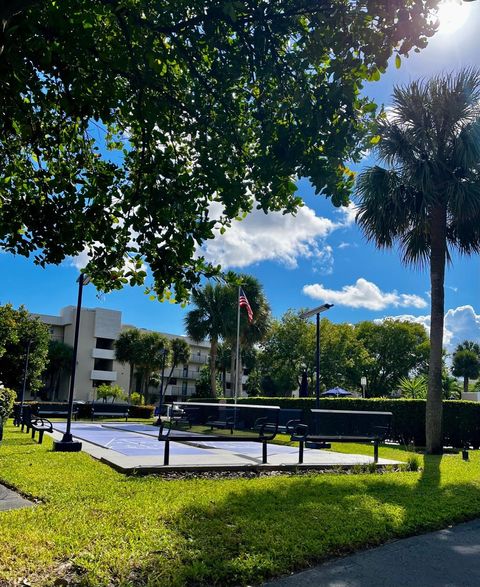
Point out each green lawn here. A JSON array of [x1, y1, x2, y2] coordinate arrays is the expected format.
[[1, 423, 480, 587]]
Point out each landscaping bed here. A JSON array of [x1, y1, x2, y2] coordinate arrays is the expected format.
[[1, 423, 480, 586]]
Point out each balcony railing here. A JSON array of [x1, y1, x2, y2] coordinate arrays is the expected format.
[[91, 348, 115, 360], [90, 370, 117, 382]]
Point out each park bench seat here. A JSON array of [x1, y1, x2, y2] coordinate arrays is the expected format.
[[291, 409, 392, 464], [35, 404, 78, 420], [16, 405, 52, 444], [158, 403, 281, 465], [91, 403, 129, 421]]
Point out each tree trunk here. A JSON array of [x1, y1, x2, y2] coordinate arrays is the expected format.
[[128, 363, 135, 398], [209, 338, 218, 396], [426, 205, 447, 454], [464, 376, 469, 396]]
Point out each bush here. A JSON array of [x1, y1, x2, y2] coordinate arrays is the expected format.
[[230, 396, 480, 448], [130, 392, 143, 406], [129, 405, 155, 419], [0, 384, 16, 421], [96, 384, 125, 402]]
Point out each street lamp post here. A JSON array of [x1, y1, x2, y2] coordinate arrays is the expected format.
[[54, 272, 91, 452], [299, 303, 334, 409], [361, 376, 367, 398]]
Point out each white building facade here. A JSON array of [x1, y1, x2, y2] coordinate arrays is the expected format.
[[35, 306, 213, 402]]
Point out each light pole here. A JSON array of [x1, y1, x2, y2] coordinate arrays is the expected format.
[[300, 303, 334, 409], [361, 376, 367, 398], [54, 272, 91, 452], [18, 339, 32, 421]]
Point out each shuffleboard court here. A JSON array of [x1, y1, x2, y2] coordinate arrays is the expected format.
[[52, 423, 215, 457], [103, 422, 298, 457]]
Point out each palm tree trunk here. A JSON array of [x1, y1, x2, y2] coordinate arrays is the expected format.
[[464, 376, 469, 396], [426, 205, 447, 455], [210, 338, 218, 396], [230, 348, 236, 398], [128, 363, 135, 399]]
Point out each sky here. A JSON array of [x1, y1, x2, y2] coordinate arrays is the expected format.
[[1, 0, 480, 354]]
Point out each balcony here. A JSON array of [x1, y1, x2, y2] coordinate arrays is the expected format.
[[91, 348, 115, 360], [90, 370, 117, 382]]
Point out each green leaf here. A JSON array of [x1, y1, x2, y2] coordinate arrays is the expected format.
[[395, 54, 401, 69]]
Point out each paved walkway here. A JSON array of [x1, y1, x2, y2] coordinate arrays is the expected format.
[[0, 483, 33, 512], [264, 519, 480, 587]]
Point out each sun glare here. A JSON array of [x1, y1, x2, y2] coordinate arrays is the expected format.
[[436, 0, 472, 35]]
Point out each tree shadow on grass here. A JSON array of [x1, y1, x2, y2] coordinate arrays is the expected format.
[[136, 454, 480, 586]]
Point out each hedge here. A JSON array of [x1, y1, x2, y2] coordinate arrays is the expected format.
[[15, 401, 155, 420], [189, 396, 480, 448]]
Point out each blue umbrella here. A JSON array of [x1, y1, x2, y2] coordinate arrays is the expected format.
[[320, 387, 353, 397]]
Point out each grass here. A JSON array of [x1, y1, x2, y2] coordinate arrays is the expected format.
[[1, 423, 480, 586]]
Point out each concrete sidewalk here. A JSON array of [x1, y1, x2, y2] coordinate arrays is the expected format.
[[264, 519, 480, 587], [0, 483, 33, 511]]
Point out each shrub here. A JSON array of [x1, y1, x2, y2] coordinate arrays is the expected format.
[[0, 384, 16, 421], [96, 384, 126, 402], [231, 396, 480, 448], [130, 392, 143, 406], [129, 405, 155, 419]]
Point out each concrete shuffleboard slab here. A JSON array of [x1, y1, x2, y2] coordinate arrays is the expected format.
[[50, 422, 402, 474]]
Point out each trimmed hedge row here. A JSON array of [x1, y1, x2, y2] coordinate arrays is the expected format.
[[16, 401, 155, 420], [190, 396, 480, 448]]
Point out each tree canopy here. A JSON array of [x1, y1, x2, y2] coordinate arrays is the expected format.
[[1, 0, 440, 301], [0, 304, 50, 394]]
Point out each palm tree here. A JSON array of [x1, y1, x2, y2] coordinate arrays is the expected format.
[[44, 340, 73, 400], [223, 274, 271, 397], [135, 332, 169, 403], [114, 328, 142, 398], [356, 70, 480, 454], [185, 283, 226, 396], [452, 341, 480, 395], [162, 338, 191, 398]]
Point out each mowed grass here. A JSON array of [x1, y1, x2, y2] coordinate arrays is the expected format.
[[1, 424, 480, 586]]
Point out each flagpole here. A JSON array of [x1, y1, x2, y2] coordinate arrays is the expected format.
[[234, 285, 241, 405]]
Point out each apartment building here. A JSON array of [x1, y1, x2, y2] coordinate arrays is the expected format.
[[35, 306, 212, 402]]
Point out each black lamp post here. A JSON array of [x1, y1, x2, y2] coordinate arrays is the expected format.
[[54, 272, 90, 452], [300, 303, 334, 409], [157, 348, 168, 420]]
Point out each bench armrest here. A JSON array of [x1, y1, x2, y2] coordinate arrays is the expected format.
[[158, 420, 173, 439], [31, 417, 53, 431], [290, 423, 309, 440], [254, 417, 277, 440], [285, 419, 301, 435]]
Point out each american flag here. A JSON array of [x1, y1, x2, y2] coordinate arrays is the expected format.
[[239, 288, 253, 323]]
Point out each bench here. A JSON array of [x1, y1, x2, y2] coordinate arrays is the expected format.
[[158, 403, 281, 465], [291, 409, 392, 464], [34, 404, 79, 420], [91, 403, 129, 421], [264, 408, 303, 434], [18, 405, 53, 444], [207, 407, 235, 434]]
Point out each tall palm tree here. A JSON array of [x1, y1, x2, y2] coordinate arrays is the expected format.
[[114, 328, 142, 398], [223, 274, 271, 397], [44, 340, 73, 400], [136, 332, 169, 403], [356, 70, 480, 454], [162, 338, 191, 398], [185, 283, 226, 395]]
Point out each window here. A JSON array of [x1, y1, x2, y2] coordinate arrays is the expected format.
[[96, 337, 114, 350]]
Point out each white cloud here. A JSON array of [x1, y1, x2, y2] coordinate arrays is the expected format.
[[201, 202, 345, 270], [376, 305, 480, 354], [303, 278, 428, 311]]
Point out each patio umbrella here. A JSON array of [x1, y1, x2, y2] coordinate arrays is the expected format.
[[320, 387, 353, 397]]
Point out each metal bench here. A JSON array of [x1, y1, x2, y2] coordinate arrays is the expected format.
[[35, 404, 79, 420], [18, 405, 53, 444], [291, 409, 392, 464], [158, 403, 281, 465], [91, 402, 129, 421], [264, 408, 303, 434]]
